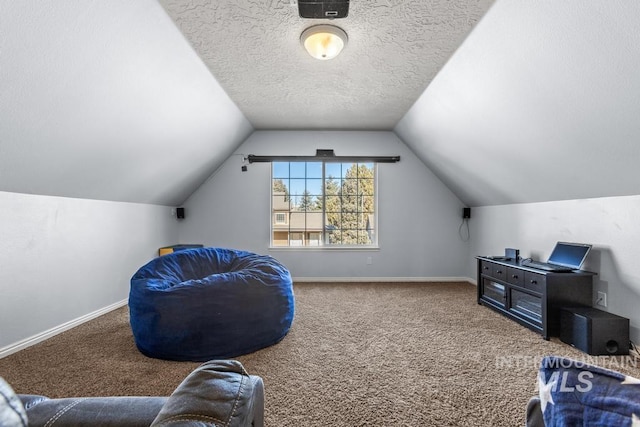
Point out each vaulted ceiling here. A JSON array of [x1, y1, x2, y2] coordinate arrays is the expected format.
[[0, 1, 252, 206], [396, 0, 640, 206], [2, 1, 639, 208]]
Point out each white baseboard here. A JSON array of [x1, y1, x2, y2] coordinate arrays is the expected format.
[[0, 299, 128, 359], [293, 276, 476, 283]]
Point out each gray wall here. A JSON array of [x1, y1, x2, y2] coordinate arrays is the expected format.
[[468, 195, 640, 343], [0, 191, 177, 351], [179, 131, 469, 280]]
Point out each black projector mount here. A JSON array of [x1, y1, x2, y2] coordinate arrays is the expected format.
[[298, 0, 349, 19]]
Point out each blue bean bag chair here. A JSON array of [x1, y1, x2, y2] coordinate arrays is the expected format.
[[129, 247, 294, 361]]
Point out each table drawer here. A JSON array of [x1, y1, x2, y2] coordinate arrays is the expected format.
[[492, 264, 507, 281], [507, 267, 525, 287], [525, 271, 546, 293], [480, 261, 494, 276]]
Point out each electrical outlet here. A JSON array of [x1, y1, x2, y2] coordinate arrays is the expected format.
[[366, 256, 373, 265], [596, 291, 607, 307]]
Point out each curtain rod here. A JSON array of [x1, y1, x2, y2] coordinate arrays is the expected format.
[[247, 154, 400, 164]]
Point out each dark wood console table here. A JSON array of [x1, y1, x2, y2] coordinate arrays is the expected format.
[[476, 256, 595, 340]]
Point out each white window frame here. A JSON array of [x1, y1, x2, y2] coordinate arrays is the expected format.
[[269, 161, 379, 250]]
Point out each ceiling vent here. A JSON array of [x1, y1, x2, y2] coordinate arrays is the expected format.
[[298, 0, 349, 19]]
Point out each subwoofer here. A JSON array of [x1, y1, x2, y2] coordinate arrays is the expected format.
[[560, 307, 629, 355]]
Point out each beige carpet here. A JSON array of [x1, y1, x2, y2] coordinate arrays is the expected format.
[[1, 282, 638, 426]]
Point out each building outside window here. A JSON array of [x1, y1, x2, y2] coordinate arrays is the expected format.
[[271, 161, 376, 247]]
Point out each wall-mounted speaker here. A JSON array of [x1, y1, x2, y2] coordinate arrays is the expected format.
[[463, 207, 471, 219], [560, 307, 629, 355], [176, 207, 185, 219]]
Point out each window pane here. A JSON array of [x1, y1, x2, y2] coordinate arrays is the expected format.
[[307, 195, 322, 212], [341, 199, 357, 213], [272, 191, 291, 211], [358, 195, 374, 213], [326, 229, 341, 245], [358, 229, 373, 244], [325, 163, 341, 179], [297, 193, 316, 212], [341, 162, 355, 178], [326, 212, 341, 228], [341, 212, 358, 227], [289, 179, 306, 202], [341, 229, 358, 244], [358, 163, 374, 178], [289, 212, 305, 230], [305, 212, 323, 232], [273, 162, 289, 179], [306, 179, 322, 196], [324, 177, 341, 197], [272, 179, 289, 194], [308, 232, 321, 246], [307, 162, 322, 178], [290, 232, 304, 246], [290, 162, 306, 178], [272, 231, 289, 246], [341, 179, 358, 195], [325, 196, 341, 212], [359, 179, 375, 196]]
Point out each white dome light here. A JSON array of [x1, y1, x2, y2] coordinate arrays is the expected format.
[[301, 25, 348, 60]]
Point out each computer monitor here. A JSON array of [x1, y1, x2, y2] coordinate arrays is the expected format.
[[547, 242, 592, 270]]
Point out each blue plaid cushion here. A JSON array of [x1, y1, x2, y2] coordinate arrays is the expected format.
[[538, 356, 640, 426]]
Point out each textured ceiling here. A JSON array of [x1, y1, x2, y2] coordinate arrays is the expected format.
[[160, 0, 495, 130]]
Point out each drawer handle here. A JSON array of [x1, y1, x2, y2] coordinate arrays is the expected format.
[[496, 270, 503, 274], [530, 280, 537, 285], [512, 274, 519, 279], [484, 266, 489, 270]]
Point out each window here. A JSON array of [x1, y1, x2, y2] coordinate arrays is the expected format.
[[274, 213, 287, 224], [271, 161, 376, 247]]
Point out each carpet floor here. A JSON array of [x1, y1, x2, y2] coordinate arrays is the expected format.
[[1, 282, 638, 426]]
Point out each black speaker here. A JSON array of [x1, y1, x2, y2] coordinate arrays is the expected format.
[[463, 207, 471, 219], [176, 207, 185, 219], [505, 248, 519, 260], [560, 307, 629, 355]]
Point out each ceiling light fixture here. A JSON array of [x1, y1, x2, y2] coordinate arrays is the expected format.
[[301, 25, 348, 60]]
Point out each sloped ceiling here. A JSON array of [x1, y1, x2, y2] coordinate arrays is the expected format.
[[4, 1, 638, 209], [0, 1, 252, 206], [159, 0, 494, 130], [396, 0, 640, 207]]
